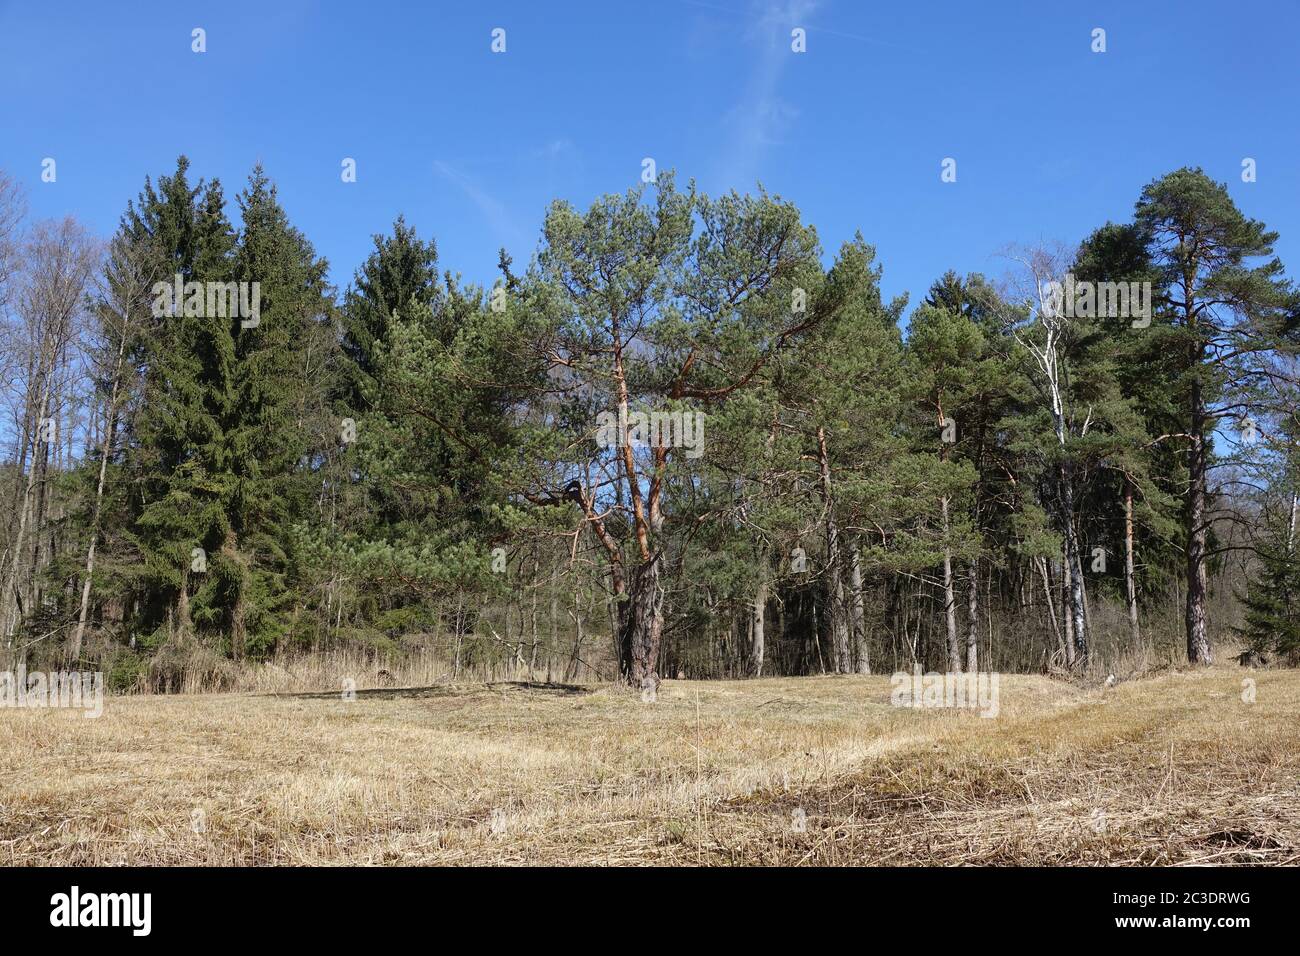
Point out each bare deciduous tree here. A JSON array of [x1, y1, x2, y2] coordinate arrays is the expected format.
[[0, 217, 99, 654]]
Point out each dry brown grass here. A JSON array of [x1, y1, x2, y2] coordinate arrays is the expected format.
[[1, 665, 1296, 865]]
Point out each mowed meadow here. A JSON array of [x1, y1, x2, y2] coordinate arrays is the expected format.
[[2, 666, 1296, 866]]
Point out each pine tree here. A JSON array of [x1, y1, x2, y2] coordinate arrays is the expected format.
[[1135, 168, 1299, 664], [1072, 223, 1182, 651]]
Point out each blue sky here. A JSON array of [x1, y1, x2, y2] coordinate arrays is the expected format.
[[2, 0, 1297, 310]]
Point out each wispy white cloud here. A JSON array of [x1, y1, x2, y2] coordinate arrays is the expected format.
[[717, 0, 820, 189], [531, 139, 577, 162], [432, 159, 530, 252]]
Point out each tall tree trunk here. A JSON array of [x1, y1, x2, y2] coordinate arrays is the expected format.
[[566, 473, 653, 685], [70, 446, 109, 663], [1185, 380, 1212, 663], [222, 530, 246, 660], [940, 495, 960, 672], [965, 558, 979, 672], [1124, 478, 1140, 648], [751, 579, 767, 677], [28, 409, 51, 619], [849, 546, 869, 674], [176, 564, 194, 636], [1036, 556, 1065, 660], [0, 378, 50, 643], [617, 557, 662, 687], [453, 592, 465, 679], [72, 331, 132, 662], [565, 584, 584, 682], [1, 356, 36, 543], [829, 553, 850, 673], [1060, 471, 1087, 663], [1, 480, 34, 644], [816, 427, 850, 672], [1288, 492, 1298, 555], [1060, 550, 1076, 668]]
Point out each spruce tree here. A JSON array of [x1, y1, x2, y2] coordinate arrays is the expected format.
[[120, 157, 236, 646]]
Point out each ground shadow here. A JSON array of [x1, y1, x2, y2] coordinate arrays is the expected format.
[[270, 680, 594, 701]]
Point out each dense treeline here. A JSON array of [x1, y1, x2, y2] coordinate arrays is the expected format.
[[2, 159, 1297, 691]]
